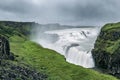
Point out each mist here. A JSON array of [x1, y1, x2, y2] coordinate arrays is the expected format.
[[30, 24, 101, 68]]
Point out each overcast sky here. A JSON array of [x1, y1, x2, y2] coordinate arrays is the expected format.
[[0, 0, 120, 26]]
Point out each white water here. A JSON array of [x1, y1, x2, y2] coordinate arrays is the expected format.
[[31, 27, 100, 68]]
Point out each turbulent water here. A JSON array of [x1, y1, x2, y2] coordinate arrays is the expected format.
[[31, 26, 100, 68]]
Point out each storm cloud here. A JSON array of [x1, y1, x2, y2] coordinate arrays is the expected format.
[[0, 0, 120, 26]]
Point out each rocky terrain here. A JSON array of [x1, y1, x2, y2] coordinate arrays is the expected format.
[[92, 22, 120, 78], [0, 35, 47, 80], [0, 35, 14, 60]]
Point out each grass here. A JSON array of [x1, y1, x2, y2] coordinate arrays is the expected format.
[[0, 21, 118, 80], [94, 22, 120, 55], [106, 40, 120, 54], [9, 35, 117, 80], [102, 22, 120, 31]]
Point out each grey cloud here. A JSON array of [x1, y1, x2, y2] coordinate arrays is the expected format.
[[58, 0, 119, 21], [0, 0, 36, 14], [0, 0, 120, 26]]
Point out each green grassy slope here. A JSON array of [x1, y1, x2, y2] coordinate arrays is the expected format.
[[94, 22, 120, 54], [0, 21, 118, 80], [10, 36, 117, 80], [102, 22, 120, 31]]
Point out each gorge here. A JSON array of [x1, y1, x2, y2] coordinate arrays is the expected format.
[[31, 22, 120, 78], [31, 25, 101, 68], [0, 21, 118, 80]]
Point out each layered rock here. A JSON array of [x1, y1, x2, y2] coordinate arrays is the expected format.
[[92, 22, 120, 78], [0, 35, 14, 60]]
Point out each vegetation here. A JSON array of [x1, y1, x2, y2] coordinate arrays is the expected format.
[[92, 22, 120, 78], [0, 21, 118, 80], [0, 60, 47, 80], [102, 22, 120, 31]]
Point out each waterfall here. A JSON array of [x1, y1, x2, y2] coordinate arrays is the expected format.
[[66, 47, 94, 68], [31, 27, 100, 68]]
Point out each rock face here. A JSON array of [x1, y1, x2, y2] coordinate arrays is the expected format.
[[92, 22, 120, 78], [0, 35, 14, 60]]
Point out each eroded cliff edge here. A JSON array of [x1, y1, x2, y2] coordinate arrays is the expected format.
[[92, 22, 120, 78]]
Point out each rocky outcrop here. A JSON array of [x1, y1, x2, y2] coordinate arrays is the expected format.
[[92, 22, 120, 78], [0, 35, 48, 80], [0, 61, 47, 80], [0, 35, 14, 60]]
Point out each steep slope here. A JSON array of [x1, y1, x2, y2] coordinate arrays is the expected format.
[[10, 37, 117, 80], [0, 35, 47, 80], [0, 21, 118, 80], [92, 22, 120, 78]]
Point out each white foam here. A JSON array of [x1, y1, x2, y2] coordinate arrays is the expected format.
[[31, 27, 100, 68]]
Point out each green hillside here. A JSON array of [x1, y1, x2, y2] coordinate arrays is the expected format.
[[0, 21, 118, 80], [92, 22, 120, 78]]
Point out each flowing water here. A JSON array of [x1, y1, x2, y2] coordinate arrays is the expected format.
[[31, 27, 100, 68]]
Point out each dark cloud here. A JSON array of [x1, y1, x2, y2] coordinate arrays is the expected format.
[[0, 0, 120, 26]]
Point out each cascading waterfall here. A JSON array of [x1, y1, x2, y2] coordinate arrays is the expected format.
[[66, 47, 94, 68], [31, 27, 100, 68]]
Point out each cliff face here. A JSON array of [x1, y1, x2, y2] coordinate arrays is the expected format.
[[92, 22, 120, 78], [0, 35, 14, 60]]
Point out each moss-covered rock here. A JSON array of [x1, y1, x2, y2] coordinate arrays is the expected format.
[[92, 22, 120, 78], [0, 35, 14, 60], [0, 60, 48, 80]]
